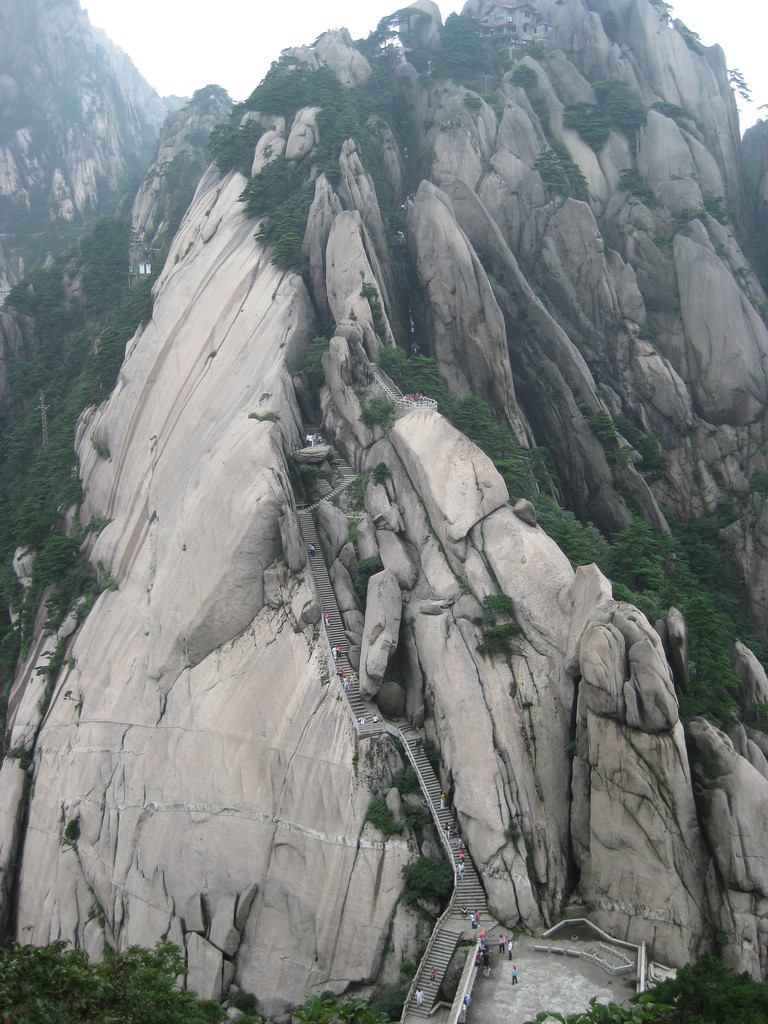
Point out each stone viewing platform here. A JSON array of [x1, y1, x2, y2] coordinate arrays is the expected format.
[[452, 930, 633, 1024]]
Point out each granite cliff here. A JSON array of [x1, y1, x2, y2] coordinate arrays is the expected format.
[[3, 0, 768, 1014]]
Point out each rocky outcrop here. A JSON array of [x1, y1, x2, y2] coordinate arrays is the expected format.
[[290, 29, 372, 89], [407, 182, 524, 434], [687, 719, 768, 975], [131, 85, 232, 252], [732, 640, 768, 710], [568, 568, 710, 962]]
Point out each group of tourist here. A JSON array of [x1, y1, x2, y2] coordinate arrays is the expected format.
[[305, 433, 323, 447], [474, 930, 517, 980], [403, 392, 427, 404]]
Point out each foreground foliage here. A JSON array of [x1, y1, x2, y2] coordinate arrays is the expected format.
[[0, 940, 260, 1023]]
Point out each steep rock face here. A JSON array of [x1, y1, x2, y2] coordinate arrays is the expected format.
[[568, 568, 710, 962], [673, 229, 768, 425], [687, 719, 768, 977], [412, 0, 768, 631], [0, 0, 165, 288], [5, 165, 411, 1013], [406, 182, 525, 436], [290, 29, 372, 89]]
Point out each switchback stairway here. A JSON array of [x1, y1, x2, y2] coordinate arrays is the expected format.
[[293, 440, 489, 1023]]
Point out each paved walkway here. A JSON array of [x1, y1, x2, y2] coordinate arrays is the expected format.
[[461, 931, 632, 1024]]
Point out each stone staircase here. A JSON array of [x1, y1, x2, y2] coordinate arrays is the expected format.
[[296, 444, 358, 512], [293, 439, 489, 1022], [296, 505, 384, 734], [395, 726, 488, 1019]]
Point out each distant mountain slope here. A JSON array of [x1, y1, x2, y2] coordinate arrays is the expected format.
[[0, 0, 166, 290]]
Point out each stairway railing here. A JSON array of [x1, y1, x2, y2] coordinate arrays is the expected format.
[[372, 366, 438, 413]]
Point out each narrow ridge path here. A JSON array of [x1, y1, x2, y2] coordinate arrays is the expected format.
[[293, 441, 489, 1023]]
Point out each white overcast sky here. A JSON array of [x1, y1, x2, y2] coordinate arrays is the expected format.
[[83, 0, 765, 130]]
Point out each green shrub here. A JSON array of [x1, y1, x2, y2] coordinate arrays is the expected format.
[[750, 471, 768, 497], [370, 985, 408, 1022], [209, 119, 262, 176], [477, 622, 521, 656], [639, 321, 659, 340], [401, 857, 453, 908], [430, 13, 500, 88], [651, 100, 699, 130], [534, 145, 588, 199], [482, 594, 514, 616], [248, 411, 280, 422], [614, 414, 667, 475], [371, 462, 390, 485], [704, 193, 731, 222], [0, 940, 257, 1023], [402, 804, 431, 836], [299, 335, 331, 385], [593, 79, 647, 134], [360, 397, 395, 432], [563, 102, 611, 147], [63, 818, 80, 847], [619, 169, 658, 207], [365, 796, 402, 836], [646, 952, 768, 1024], [589, 409, 618, 447], [393, 765, 420, 795], [228, 990, 258, 1013], [4, 746, 33, 771], [511, 65, 537, 91], [355, 557, 384, 605]]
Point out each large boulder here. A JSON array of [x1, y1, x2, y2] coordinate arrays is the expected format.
[[390, 411, 508, 565], [359, 569, 402, 698], [406, 181, 522, 429], [731, 640, 768, 710], [688, 718, 768, 897]]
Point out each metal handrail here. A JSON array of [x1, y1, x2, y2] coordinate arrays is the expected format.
[[399, 895, 459, 1022], [371, 367, 438, 413], [384, 722, 456, 868]]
